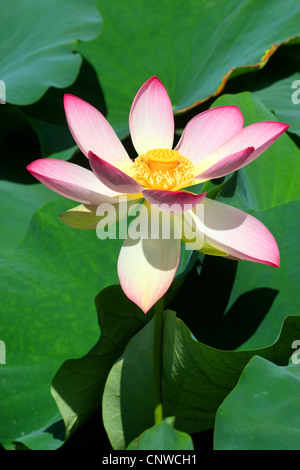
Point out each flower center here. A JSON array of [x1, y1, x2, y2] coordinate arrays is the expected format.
[[130, 148, 195, 190], [146, 148, 181, 172]]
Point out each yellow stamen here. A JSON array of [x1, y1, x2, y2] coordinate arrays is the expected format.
[[129, 148, 195, 191]]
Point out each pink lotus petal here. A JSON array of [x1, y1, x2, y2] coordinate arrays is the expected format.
[[200, 121, 289, 169], [175, 106, 244, 165], [129, 76, 174, 155], [88, 151, 144, 194], [27, 158, 120, 205], [64, 94, 130, 165], [118, 205, 181, 313], [143, 189, 206, 213], [195, 147, 255, 180], [190, 198, 280, 267]]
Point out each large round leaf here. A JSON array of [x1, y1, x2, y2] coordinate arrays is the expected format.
[[0, 0, 102, 105], [0, 181, 60, 253], [102, 312, 300, 449], [214, 356, 300, 450], [0, 198, 122, 449], [79, 0, 300, 137]]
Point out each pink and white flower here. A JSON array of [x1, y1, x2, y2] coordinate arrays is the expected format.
[[27, 77, 288, 313]]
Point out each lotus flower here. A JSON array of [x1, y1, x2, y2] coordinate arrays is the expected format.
[[27, 77, 288, 313]]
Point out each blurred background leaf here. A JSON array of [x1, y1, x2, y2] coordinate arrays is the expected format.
[[0, 199, 122, 449], [79, 0, 300, 138], [0, 0, 102, 105]]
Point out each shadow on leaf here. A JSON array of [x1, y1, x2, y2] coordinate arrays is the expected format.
[[51, 285, 150, 444], [168, 254, 278, 350]]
